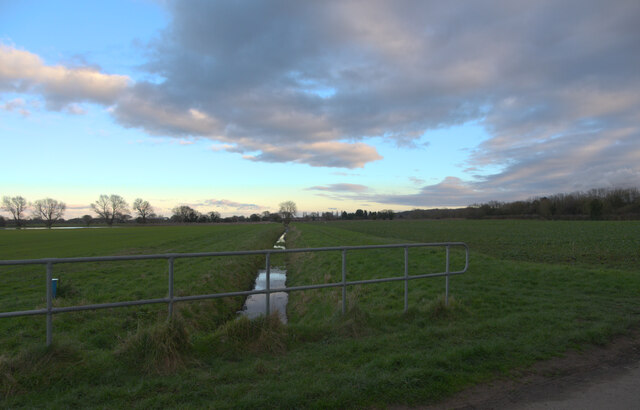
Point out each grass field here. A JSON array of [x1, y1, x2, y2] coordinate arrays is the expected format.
[[1, 220, 639, 408]]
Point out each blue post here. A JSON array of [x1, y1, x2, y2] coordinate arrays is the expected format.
[[52, 278, 58, 299]]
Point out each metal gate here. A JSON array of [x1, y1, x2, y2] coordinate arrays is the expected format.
[[0, 242, 469, 346]]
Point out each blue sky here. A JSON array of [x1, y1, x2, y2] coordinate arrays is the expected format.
[[1, 1, 639, 218]]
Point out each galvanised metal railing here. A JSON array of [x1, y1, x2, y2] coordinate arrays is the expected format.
[[0, 242, 469, 346]]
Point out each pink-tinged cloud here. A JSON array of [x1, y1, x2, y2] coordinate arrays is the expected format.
[[0, 97, 30, 116], [0, 44, 129, 109], [307, 183, 369, 193], [241, 141, 382, 169], [202, 199, 262, 211], [65, 204, 92, 210]]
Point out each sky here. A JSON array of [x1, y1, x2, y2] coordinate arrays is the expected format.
[[1, 0, 639, 219]]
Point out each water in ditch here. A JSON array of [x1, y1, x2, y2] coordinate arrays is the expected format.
[[240, 231, 288, 323]]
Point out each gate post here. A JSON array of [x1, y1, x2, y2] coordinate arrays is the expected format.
[[265, 253, 271, 316], [445, 245, 450, 306], [404, 247, 409, 313], [168, 257, 175, 320], [341, 250, 347, 314], [46, 262, 53, 346]]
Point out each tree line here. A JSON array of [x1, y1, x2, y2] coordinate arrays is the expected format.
[[169, 201, 298, 225], [4, 187, 638, 228], [0, 195, 300, 227], [294, 209, 396, 221], [0, 194, 156, 228], [396, 187, 640, 220], [1, 196, 66, 228]]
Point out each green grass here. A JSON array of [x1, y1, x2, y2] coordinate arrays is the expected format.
[[1, 220, 640, 408], [326, 219, 640, 270], [0, 224, 283, 357]]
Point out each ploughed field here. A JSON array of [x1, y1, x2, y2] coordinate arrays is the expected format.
[[0, 220, 639, 408]]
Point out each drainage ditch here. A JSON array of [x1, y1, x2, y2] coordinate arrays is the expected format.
[[240, 231, 288, 323]]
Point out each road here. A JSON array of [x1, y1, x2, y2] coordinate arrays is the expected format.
[[421, 331, 640, 409], [512, 361, 640, 410]]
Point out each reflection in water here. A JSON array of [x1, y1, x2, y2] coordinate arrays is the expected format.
[[273, 232, 286, 249], [241, 269, 288, 323], [241, 231, 288, 323]]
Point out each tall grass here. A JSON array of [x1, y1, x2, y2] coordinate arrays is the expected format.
[[117, 316, 192, 375]]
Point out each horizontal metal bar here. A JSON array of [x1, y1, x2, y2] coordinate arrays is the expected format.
[[0, 299, 172, 317], [272, 270, 467, 293], [0, 242, 468, 266], [0, 242, 469, 321], [137, 270, 468, 304], [173, 287, 281, 302], [52, 298, 169, 313], [344, 271, 466, 286], [0, 308, 48, 318]]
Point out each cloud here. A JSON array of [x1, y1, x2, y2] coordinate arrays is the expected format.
[[327, 176, 500, 208], [110, 84, 221, 136], [210, 143, 234, 152], [0, 97, 30, 116], [65, 204, 91, 210], [305, 183, 376, 204], [2, 0, 640, 183], [307, 183, 369, 193], [122, 0, 639, 181], [371, 177, 492, 207], [240, 141, 381, 169], [0, 43, 130, 109], [65, 103, 86, 115], [201, 199, 262, 211]]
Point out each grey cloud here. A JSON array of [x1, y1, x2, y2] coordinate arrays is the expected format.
[[240, 141, 382, 169], [368, 177, 501, 208], [2, 0, 640, 184], [112, 83, 221, 136], [307, 184, 369, 193], [114, 0, 640, 182]]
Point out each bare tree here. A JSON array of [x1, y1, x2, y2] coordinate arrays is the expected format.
[[91, 194, 129, 226], [171, 205, 200, 222], [208, 211, 221, 222], [133, 198, 154, 223], [81, 214, 93, 226], [1, 196, 28, 228], [278, 200, 297, 226], [32, 198, 66, 228]]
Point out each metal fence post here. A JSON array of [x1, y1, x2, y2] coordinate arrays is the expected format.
[[46, 262, 53, 346], [168, 257, 174, 320], [404, 247, 409, 313], [265, 253, 271, 316], [341, 250, 347, 314], [445, 245, 450, 306]]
